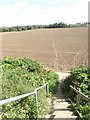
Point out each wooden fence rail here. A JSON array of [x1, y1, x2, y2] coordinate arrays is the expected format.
[[70, 85, 90, 105]]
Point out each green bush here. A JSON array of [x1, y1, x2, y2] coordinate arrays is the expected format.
[[0, 57, 58, 119], [61, 65, 90, 120], [70, 66, 90, 97], [43, 70, 58, 94]]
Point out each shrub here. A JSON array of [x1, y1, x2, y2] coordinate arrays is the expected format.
[[61, 65, 90, 120], [0, 57, 58, 119]]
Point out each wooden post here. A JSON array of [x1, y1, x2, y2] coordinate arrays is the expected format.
[[46, 84, 49, 97], [76, 88, 81, 106], [76, 94, 81, 106], [35, 90, 38, 118]]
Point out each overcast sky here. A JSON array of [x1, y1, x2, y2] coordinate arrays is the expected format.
[[0, 0, 89, 27]]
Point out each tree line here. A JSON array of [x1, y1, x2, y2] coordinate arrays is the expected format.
[[0, 22, 87, 32]]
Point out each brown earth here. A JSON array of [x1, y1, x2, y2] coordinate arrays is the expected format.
[[1, 27, 88, 72]]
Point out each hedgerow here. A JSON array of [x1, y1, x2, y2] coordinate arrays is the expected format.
[[0, 57, 58, 119]]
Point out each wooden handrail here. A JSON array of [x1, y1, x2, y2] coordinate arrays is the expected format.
[[70, 85, 90, 105]]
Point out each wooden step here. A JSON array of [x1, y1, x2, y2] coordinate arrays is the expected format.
[[45, 72, 77, 120]]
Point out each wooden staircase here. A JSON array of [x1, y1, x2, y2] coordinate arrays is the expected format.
[[45, 72, 77, 120]]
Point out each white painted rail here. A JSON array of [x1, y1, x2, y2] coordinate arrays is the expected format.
[[0, 91, 35, 106], [0, 82, 49, 106]]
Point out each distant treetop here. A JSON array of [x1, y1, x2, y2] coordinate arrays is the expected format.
[[0, 22, 88, 32]]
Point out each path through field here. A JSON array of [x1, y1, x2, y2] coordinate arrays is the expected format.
[[45, 72, 77, 120], [51, 37, 58, 70]]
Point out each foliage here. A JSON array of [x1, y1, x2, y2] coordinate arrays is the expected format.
[[43, 70, 58, 94], [0, 22, 87, 32], [0, 57, 58, 119], [60, 78, 71, 98], [61, 66, 90, 120], [70, 66, 90, 97]]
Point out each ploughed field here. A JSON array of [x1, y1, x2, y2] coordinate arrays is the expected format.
[[1, 28, 88, 72]]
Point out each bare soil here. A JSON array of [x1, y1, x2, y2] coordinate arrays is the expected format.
[[1, 27, 88, 72]]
